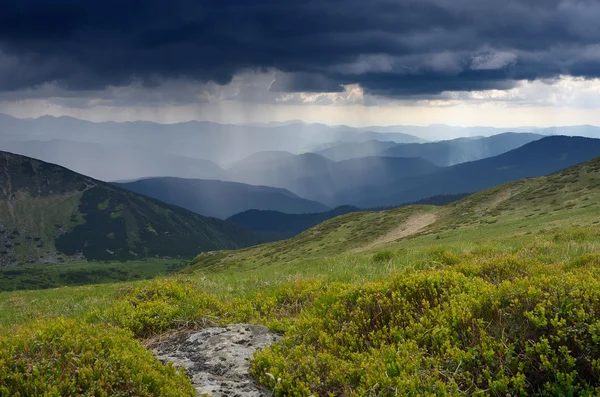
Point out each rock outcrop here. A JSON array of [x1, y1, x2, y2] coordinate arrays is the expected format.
[[152, 324, 280, 397]]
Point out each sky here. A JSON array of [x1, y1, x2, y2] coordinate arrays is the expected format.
[[2, 0, 600, 127]]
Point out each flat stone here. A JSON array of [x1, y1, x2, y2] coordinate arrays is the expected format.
[[152, 324, 280, 397]]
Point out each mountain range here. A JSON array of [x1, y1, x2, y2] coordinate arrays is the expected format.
[[226, 152, 442, 199], [0, 114, 426, 166], [216, 135, 600, 208], [336, 136, 600, 208], [317, 132, 544, 166], [4, 114, 600, 249], [111, 135, 600, 217]]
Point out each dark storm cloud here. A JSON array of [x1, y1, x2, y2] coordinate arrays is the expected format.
[[1, 0, 600, 97]]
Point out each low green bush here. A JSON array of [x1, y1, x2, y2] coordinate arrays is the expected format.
[[251, 258, 600, 396], [552, 229, 590, 242], [372, 250, 394, 263], [0, 318, 195, 397], [564, 253, 600, 271], [95, 279, 230, 338]]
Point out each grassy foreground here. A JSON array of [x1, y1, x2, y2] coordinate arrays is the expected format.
[[2, 158, 600, 395]]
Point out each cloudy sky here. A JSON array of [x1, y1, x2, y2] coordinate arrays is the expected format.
[[2, 0, 600, 127]]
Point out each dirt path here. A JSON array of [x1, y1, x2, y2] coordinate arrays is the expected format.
[[357, 212, 438, 251]]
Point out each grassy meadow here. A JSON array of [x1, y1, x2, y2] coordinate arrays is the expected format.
[[0, 259, 187, 292], [2, 158, 600, 395]]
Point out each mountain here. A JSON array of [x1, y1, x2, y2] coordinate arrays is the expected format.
[[382, 132, 545, 166], [0, 140, 226, 182], [0, 151, 261, 266], [226, 153, 440, 204], [227, 152, 337, 188], [227, 206, 360, 241], [115, 177, 330, 219], [226, 151, 297, 169], [336, 136, 600, 208], [283, 156, 441, 204], [315, 140, 399, 161]]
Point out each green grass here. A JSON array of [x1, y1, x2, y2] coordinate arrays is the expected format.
[[0, 259, 187, 292], [4, 229, 600, 394], [0, 191, 84, 264]]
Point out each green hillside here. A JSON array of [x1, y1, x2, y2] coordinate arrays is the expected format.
[[0, 151, 261, 266], [190, 156, 600, 273], [3, 157, 600, 396]]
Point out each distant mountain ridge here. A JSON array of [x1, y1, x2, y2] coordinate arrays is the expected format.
[[316, 132, 544, 165], [115, 135, 600, 216], [383, 132, 544, 166], [0, 151, 261, 266], [115, 177, 330, 219], [314, 140, 399, 162], [0, 114, 427, 166], [337, 136, 600, 208], [0, 139, 226, 182], [226, 153, 441, 204]]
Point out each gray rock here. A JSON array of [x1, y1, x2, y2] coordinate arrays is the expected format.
[[152, 324, 281, 397]]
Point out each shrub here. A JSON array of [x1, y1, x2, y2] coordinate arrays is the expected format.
[[252, 262, 600, 396], [372, 250, 394, 263], [96, 279, 230, 338], [564, 253, 600, 271], [0, 318, 195, 397], [552, 229, 590, 242]]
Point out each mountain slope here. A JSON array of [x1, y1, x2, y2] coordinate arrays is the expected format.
[[335, 136, 600, 207], [116, 177, 330, 219], [0, 152, 261, 265], [227, 194, 468, 241], [190, 153, 600, 272]]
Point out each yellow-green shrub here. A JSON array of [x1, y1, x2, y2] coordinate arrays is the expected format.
[[97, 279, 230, 337], [251, 258, 600, 396], [372, 250, 394, 263], [0, 318, 195, 397]]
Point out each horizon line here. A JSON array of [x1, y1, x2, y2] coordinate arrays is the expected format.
[[1, 112, 600, 130]]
